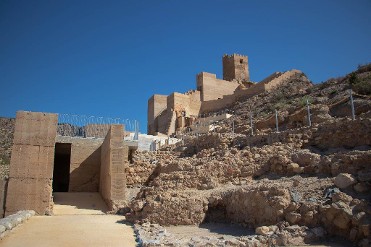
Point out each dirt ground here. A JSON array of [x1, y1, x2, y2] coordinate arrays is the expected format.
[[165, 224, 354, 247], [0, 192, 137, 247]]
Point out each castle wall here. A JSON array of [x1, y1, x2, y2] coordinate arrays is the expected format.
[[168, 92, 201, 117], [148, 95, 168, 135], [5, 111, 57, 216], [196, 72, 239, 102], [156, 110, 170, 135], [100, 125, 127, 210], [147, 53, 254, 136], [200, 94, 236, 113], [234, 83, 266, 100]]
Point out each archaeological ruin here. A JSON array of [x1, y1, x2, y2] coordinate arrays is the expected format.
[[148, 54, 306, 136], [3, 111, 131, 216], [0, 55, 370, 246]]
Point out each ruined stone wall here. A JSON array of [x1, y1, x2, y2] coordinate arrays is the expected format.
[[100, 125, 127, 211], [5, 111, 57, 216], [196, 72, 239, 102]]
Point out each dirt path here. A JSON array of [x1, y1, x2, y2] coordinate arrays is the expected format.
[[0, 193, 137, 247]]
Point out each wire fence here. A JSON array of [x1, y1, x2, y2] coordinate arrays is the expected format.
[[179, 89, 369, 138], [57, 113, 139, 139]]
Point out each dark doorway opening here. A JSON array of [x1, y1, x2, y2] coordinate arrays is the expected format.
[[53, 143, 71, 192], [203, 203, 228, 223]]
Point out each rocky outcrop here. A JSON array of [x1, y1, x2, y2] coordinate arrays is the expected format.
[[0, 118, 15, 179]]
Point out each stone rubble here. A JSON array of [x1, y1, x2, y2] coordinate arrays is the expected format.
[[0, 210, 35, 239], [125, 117, 370, 246]]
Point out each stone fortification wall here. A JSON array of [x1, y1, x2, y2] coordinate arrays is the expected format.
[[148, 95, 167, 135], [196, 72, 239, 102], [168, 92, 201, 117], [5, 111, 57, 216], [155, 110, 169, 135]]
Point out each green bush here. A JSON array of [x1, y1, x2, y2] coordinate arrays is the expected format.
[[349, 72, 359, 85], [353, 77, 371, 95], [299, 95, 313, 107]]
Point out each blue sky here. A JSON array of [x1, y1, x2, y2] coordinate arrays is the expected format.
[[1, 0, 370, 132]]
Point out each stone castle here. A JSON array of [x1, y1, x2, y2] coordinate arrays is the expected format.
[[148, 53, 303, 136]]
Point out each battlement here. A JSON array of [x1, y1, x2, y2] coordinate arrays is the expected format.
[[148, 53, 253, 136], [223, 53, 250, 82], [223, 53, 248, 59]]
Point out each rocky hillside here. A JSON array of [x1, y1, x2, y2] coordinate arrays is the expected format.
[[211, 64, 371, 135], [125, 65, 371, 246], [0, 118, 14, 178]]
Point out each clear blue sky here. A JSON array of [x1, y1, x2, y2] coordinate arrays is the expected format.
[[1, 0, 370, 132]]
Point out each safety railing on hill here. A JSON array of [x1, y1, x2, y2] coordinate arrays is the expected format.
[[57, 113, 139, 139], [180, 89, 369, 137]]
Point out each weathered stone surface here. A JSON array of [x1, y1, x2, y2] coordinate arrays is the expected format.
[[334, 173, 357, 189], [255, 226, 270, 235]]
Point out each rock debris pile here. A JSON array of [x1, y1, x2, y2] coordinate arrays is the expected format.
[[125, 65, 371, 246]]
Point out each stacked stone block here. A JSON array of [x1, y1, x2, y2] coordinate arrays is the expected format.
[[100, 125, 127, 210], [5, 111, 57, 216]]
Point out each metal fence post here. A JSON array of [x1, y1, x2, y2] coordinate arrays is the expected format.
[[350, 89, 355, 120], [250, 111, 253, 136], [306, 99, 312, 127], [275, 110, 279, 133]]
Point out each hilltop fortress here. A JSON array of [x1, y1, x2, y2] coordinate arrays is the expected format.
[[148, 53, 304, 136]]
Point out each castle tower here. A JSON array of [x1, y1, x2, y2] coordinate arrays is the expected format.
[[222, 54, 250, 82]]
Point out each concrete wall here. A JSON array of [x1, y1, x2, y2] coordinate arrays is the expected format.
[[5, 111, 57, 216], [100, 125, 127, 210], [196, 72, 239, 102]]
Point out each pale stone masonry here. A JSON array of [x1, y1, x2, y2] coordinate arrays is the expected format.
[[148, 53, 304, 136], [3, 111, 130, 216], [100, 125, 127, 210], [5, 111, 58, 216]]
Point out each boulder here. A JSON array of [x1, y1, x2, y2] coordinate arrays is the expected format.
[[334, 173, 357, 189], [285, 212, 302, 224], [354, 183, 368, 193], [256, 226, 270, 235]]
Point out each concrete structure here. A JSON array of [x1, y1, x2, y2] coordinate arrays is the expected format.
[[148, 53, 303, 136], [3, 111, 130, 216]]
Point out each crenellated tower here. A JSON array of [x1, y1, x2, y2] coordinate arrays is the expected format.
[[222, 54, 250, 82]]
